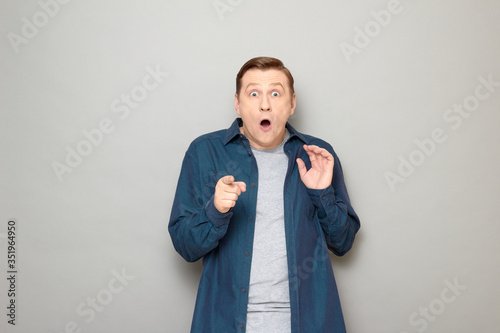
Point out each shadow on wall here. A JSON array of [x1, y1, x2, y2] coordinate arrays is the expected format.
[[170, 251, 203, 284], [331, 229, 364, 270]]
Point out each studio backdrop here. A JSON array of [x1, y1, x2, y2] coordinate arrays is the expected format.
[[1, 0, 499, 332]]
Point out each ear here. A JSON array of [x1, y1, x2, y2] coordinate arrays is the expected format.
[[234, 93, 241, 116], [289, 93, 296, 116]]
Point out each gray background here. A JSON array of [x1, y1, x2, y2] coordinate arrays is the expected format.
[[1, 0, 499, 332]]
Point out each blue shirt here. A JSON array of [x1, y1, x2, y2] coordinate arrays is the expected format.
[[169, 118, 360, 333]]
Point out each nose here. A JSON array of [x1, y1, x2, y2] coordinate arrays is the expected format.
[[260, 94, 270, 112]]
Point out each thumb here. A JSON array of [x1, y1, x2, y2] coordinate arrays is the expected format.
[[221, 175, 235, 185], [296, 158, 307, 178]]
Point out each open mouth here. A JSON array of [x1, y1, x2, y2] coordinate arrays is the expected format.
[[260, 119, 271, 131]]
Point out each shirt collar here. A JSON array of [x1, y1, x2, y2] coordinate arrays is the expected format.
[[223, 118, 244, 145], [285, 121, 307, 144], [223, 118, 307, 145]]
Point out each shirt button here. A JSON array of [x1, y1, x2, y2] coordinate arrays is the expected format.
[[241, 288, 246, 293], [249, 216, 254, 221], [251, 183, 256, 188], [322, 195, 327, 200], [245, 252, 250, 257], [239, 323, 244, 328]]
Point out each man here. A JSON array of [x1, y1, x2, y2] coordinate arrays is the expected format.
[[169, 57, 360, 332]]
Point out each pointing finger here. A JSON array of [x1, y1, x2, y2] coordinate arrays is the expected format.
[[234, 181, 247, 193]]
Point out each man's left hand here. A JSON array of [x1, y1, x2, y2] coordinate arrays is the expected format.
[[296, 145, 334, 190]]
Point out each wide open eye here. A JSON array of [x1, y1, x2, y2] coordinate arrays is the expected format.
[[250, 91, 259, 97], [271, 91, 280, 97]]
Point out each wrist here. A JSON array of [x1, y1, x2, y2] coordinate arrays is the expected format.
[[205, 195, 233, 227]]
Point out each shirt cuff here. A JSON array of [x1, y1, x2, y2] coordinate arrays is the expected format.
[[204, 195, 233, 227], [306, 185, 336, 217]]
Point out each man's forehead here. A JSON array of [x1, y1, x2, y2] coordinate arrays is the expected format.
[[242, 69, 289, 87]]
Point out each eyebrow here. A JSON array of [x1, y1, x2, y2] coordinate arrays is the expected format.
[[245, 82, 285, 90]]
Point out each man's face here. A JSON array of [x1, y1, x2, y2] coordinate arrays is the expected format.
[[234, 69, 296, 150]]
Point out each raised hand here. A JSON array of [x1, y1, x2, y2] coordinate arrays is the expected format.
[[214, 175, 247, 213], [296, 145, 334, 190]]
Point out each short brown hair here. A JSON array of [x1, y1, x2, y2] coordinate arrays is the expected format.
[[236, 56, 295, 95]]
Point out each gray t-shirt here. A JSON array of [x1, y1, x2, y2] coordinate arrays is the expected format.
[[246, 131, 291, 333]]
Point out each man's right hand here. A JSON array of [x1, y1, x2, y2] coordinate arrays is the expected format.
[[214, 175, 246, 213]]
